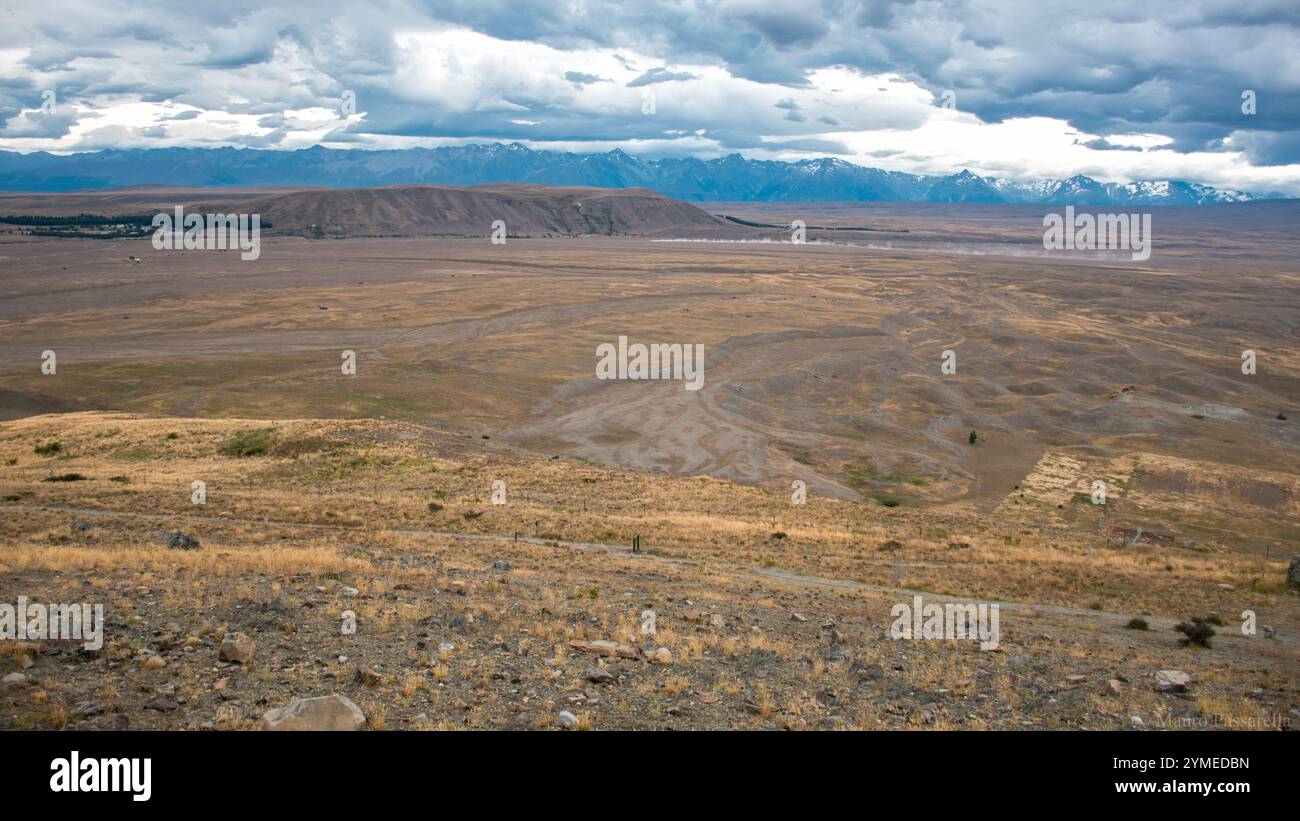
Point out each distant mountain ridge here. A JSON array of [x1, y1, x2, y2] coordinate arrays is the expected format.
[[0, 143, 1263, 204]]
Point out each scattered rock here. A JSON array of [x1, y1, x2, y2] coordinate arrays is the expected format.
[[218, 632, 256, 664], [569, 639, 641, 659], [19, 654, 34, 670], [261, 694, 366, 731], [1130, 715, 1143, 727], [790, 612, 808, 623], [339, 586, 359, 597], [709, 613, 726, 630], [492, 560, 512, 571], [166, 531, 200, 551], [355, 667, 382, 687], [557, 710, 579, 729], [1101, 679, 1123, 696], [71, 520, 92, 532], [1, 672, 31, 690], [1155, 669, 1191, 693], [653, 647, 673, 665], [586, 668, 617, 684], [850, 661, 885, 681], [144, 698, 178, 712]]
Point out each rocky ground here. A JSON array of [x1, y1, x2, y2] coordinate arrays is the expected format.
[[1, 413, 1296, 731]]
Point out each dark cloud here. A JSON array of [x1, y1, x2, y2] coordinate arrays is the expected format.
[[626, 67, 698, 87], [0, 0, 1294, 191]]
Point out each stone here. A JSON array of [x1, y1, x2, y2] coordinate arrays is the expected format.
[[339, 586, 359, 597], [262, 694, 366, 731], [142, 655, 166, 670], [1, 672, 31, 690], [1155, 669, 1191, 693], [166, 530, 200, 551], [569, 639, 641, 659], [492, 560, 512, 571], [1101, 679, 1123, 696], [653, 647, 673, 665], [790, 612, 808, 622], [709, 613, 726, 630], [587, 668, 617, 684], [218, 632, 255, 664], [355, 667, 382, 687], [557, 710, 579, 729]]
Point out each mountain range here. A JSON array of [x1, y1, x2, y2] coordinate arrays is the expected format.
[[0, 143, 1266, 205]]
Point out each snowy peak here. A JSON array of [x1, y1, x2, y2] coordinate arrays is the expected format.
[[0, 144, 1266, 204]]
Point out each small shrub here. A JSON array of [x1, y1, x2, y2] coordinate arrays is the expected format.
[[1175, 617, 1216, 648], [1125, 618, 1149, 630], [968, 430, 978, 444], [427, 502, 443, 513], [462, 510, 482, 520], [879, 539, 904, 552], [868, 492, 901, 508], [165, 432, 179, 440], [43, 473, 86, 482], [34, 441, 61, 456], [770, 531, 787, 540], [218, 427, 276, 458]]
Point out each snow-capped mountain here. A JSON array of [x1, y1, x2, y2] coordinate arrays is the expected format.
[[0, 144, 1264, 204]]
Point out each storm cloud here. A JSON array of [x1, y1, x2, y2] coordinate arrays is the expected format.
[[0, 0, 1296, 193]]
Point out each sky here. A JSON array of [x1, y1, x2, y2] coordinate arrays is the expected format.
[[1, 0, 1299, 193]]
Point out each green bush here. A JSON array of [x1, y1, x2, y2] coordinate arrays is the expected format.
[[1125, 618, 1149, 630], [218, 427, 276, 458], [1175, 617, 1216, 648], [34, 440, 61, 456]]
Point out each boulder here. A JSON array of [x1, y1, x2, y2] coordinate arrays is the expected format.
[[1155, 669, 1191, 693], [569, 639, 641, 659], [262, 694, 366, 731], [218, 632, 256, 664]]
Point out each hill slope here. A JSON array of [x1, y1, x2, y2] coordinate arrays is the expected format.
[[219, 184, 727, 237]]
